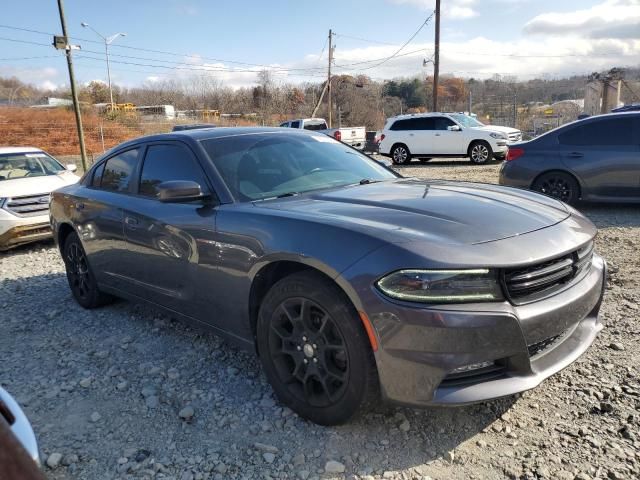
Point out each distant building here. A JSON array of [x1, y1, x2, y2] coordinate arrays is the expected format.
[[30, 97, 74, 109]]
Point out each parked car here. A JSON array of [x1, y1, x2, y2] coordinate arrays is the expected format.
[[364, 130, 381, 154], [280, 118, 366, 150], [500, 112, 640, 204], [172, 124, 216, 131], [0, 386, 42, 479], [50, 127, 605, 425], [378, 112, 509, 164], [448, 113, 523, 144], [0, 147, 80, 251]]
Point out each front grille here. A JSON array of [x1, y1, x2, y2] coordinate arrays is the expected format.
[[440, 362, 507, 388], [504, 242, 593, 304], [4, 193, 50, 217]]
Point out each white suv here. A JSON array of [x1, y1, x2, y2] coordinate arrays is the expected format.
[[0, 147, 79, 251], [379, 113, 509, 165]]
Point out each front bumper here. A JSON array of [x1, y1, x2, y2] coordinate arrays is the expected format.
[[364, 254, 606, 407], [0, 212, 52, 251]]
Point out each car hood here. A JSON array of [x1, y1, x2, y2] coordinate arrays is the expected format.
[[0, 171, 79, 198], [256, 179, 570, 245], [479, 124, 520, 134]]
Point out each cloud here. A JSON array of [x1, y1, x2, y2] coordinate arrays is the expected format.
[[524, 0, 640, 39], [389, 0, 479, 19]]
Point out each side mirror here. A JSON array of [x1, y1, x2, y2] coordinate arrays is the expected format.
[[157, 180, 205, 202], [448, 125, 462, 131], [66, 164, 78, 172]]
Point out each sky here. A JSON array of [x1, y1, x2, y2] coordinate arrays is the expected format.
[[1, 0, 639, 91]]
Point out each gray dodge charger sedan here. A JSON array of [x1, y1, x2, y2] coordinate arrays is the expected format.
[[50, 127, 606, 425]]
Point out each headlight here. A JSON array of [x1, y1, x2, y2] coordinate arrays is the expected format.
[[376, 269, 504, 304], [490, 132, 508, 140]]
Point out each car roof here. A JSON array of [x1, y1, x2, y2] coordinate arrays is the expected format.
[[102, 127, 324, 154], [0, 146, 44, 154], [387, 112, 449, 121]]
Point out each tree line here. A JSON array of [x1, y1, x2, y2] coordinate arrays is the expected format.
[[1, 67, 638, 130]]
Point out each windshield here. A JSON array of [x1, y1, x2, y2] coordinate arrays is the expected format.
[[201, 132, 397, 202], [0, 152, 65, 181], [450, 114, 484, 128]]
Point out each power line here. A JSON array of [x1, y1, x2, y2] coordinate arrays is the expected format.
[[333, 33, 396, 46], [74, 55, 329, 78], [0, 55, 59, 61], [352, 11, 435, 71]]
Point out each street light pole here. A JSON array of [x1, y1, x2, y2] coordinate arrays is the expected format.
[[81, 22, 126, 106]]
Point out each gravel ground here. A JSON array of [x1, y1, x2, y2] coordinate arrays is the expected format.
[[1, 158, 639, 480]]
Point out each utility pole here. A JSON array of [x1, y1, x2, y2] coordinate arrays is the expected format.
[[432, 0, 441, 112], [56, 0, 88, 170], [327, 29, 333, 128]]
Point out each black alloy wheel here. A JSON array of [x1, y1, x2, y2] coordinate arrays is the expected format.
[[532, 172, 580, 205], [256, 271, 379, 425], [267, 297, 349, 408], [63, 233, 112, 308]]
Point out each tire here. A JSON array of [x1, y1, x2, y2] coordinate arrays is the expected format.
[[256, 271, 379, 425], [391, 144, 411, 165], [532, 172, 580, 205], [469, 141, 493, 164], [62, 232, 113, 309]]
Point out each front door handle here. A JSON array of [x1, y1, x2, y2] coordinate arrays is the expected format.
[[75, 202, 84, 211], [435, 133, 441, 136], [567, 152, 584, 158]]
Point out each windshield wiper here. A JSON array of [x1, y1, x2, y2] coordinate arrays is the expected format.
[[275, 192, 300, 198], [358, 179, 381, 185]]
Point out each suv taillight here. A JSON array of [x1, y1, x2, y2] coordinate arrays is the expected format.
[[333, 130, 342, 141], [380, 134, 385, 142], [506, 147, 525, 161]]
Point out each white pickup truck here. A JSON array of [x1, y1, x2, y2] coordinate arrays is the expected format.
[[279, 118, 366, 150]]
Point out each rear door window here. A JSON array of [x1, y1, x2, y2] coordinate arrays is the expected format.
[[416, 117, 436, 130], [434, 117, 456, 130], [558, 118, 636, 146], [290, 120, 301, 129], [98, 149, 139, 192], [138, 144, 209, 198]]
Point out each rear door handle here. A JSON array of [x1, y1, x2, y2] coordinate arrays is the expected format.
[[567, 152, 584, 158], [435, 133, 441, 136]]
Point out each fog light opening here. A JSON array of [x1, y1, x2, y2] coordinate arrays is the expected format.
[[450, 360, 496, 374]]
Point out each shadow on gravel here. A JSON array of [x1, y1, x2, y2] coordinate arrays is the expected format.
[[2, 268, 518, 476], [577, 203, 640, 229]]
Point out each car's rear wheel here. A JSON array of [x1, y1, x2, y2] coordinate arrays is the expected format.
[[532, 172, 580, 205], [62, 232, 112, 309], [256, 271, 379, 425], [469, 141, 493, 164], [391, 144, 411, 165]]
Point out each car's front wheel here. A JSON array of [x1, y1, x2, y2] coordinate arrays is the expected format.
[[532, 172, 580, 204], [391, 144, 411, 165], [256, 271, 379, 425], [469, 141, 493, 164], [62, 232, 113, 309]]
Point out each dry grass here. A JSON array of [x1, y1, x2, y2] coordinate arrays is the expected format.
[[0, 107, 262, 156]]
